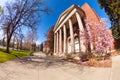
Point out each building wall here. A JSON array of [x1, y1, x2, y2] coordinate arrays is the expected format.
[[81, 3, 100, 23], [43, 41, 50, 53]]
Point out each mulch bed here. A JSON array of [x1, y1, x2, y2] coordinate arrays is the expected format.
[[65, 58, 112, 68]]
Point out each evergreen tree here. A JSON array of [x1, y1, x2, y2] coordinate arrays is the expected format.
[[97, 0, 120, 48]]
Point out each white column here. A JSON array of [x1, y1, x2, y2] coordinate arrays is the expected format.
[[56, 32, 59, 53], [54, 33, 56, 53], [75, 12, 86, 52], [59, 28, 62, 53], [69, 19, 75, 53], [90, 42, 93, 51], [54, 33, 55, 53], [63, 25, 67, 53]]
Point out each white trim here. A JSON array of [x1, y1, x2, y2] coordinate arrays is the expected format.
[[59, 29, 62, 53], [54, 5, 75, 31], [56, 32, 59, 53], [54, 33, 56, 53], [55, 8, 77, 33], [69, 19, 75, 53], [75, 12, 86, 52], [63, 25, 67, 53]]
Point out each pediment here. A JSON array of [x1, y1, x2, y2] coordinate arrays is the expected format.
[[55, 5, 76, 28], [54, 4, 85, 31]]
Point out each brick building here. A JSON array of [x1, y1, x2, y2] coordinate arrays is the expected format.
[[53, 3, 114, 56]]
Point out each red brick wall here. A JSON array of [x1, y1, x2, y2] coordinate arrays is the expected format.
[[81, 3, 100, 24]]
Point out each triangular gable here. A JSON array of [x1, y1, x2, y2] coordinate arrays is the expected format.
[[54, 4, 85, 31], [55, 5, 75, 29]]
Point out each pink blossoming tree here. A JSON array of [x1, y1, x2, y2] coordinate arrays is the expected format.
[[84, 18, 114, 56]]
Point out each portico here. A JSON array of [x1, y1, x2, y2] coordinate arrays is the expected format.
[[54, 4, 88, 55]]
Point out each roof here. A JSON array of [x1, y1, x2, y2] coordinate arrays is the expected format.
[[54, 4, 85, 31]]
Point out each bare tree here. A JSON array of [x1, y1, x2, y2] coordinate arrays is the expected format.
[[1, 0, 49, 53], [25, 29, 37, 52], [15, 27, 24, 50]]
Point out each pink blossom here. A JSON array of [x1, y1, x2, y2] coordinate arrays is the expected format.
[[84, 18, 114, 53]]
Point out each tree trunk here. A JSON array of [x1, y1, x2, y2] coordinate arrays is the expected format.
[[20, 39, 22, 50], [17, 38, 19, 50], [6, 39, 10, 53], [6, 33, 12, 53], [12, 37, 15, 50]]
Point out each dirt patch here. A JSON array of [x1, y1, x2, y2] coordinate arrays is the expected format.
[[79, 59, 111, 67], [111, 50, 120, 56], [65, 58, 112, 68]]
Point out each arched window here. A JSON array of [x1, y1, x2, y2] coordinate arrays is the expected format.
[[74, 36, 79, 43]]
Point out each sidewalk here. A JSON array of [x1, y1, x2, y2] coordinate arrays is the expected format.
[[111, 56, 120, 80], [0, 52, 120, 80]]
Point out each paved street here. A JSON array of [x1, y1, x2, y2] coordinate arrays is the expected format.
[[0, 52, 119, 80]]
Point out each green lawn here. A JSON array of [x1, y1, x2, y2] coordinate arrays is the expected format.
[[0, 48, 31, 63]]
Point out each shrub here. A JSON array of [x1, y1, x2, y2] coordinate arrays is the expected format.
[[43, 51, 48, 55], [30, 51, 34, 56], [95, 57, 100, 61], [79, 53, 90, 62], [66, 54, 72, 60]]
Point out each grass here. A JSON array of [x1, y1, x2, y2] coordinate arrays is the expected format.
[[0, 48, 31, 63]]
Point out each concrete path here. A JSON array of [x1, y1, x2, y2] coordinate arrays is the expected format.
[[0, 52, 119, 80], [111, 56, 120, 80]]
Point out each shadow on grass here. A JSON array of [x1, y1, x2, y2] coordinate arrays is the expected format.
[[0, 48, 31, 63], [0, 48, 7, 53]]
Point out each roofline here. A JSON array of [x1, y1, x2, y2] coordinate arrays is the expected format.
[[54, 4, 75, 31], [54, 4, 85, 31]]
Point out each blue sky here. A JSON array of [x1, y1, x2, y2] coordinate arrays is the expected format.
[[0, 0, 110, 45]]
